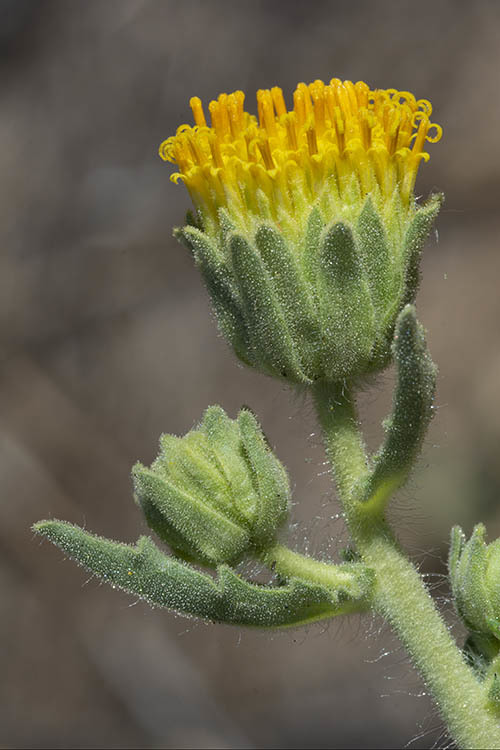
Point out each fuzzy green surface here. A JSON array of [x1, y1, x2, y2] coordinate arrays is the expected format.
[[314, 378, 500, 749], [359, 305, 437, 511], [176, 189, 442, 385], [364, 528, 500, 749], [450, 524, 500, 642], [133, 406, 290, 566], [33, 520, 372, 628]]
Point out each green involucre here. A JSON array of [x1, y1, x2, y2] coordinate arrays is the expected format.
[[175, 192, 442, 385]]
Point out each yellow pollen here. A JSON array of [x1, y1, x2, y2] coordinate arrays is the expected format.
[[160, 77, 442, 224]]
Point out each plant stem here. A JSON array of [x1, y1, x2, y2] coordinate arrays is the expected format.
[[263, 543, 356, 589], [312, 381, 500, 750]]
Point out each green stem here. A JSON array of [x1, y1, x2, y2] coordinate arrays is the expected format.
[[312, 381, 500, 750], [312, 381, 370, 508], [263, 543, 359, 590]]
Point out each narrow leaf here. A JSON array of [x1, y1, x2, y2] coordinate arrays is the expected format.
[[360, 305, 436, 511], [33, 521, 367, 628]]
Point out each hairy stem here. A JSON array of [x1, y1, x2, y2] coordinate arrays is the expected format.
[[263, 543, 356, 589], [312, 382, 500, 750]]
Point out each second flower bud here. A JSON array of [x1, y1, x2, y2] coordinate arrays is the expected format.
[[133, 406, 290, 567]]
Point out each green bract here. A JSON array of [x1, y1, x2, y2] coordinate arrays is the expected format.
[[133, 406, 290, 566], [175, 192, 442, 385]]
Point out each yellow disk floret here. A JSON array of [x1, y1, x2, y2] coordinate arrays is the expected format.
[[160, 78, 442, 227]]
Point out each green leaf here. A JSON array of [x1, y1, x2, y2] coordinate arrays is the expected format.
[[33, 521, 357, 628], [35, 521, 221, 616], [216, 565, 362, 628], [360, 305, 437, 511]]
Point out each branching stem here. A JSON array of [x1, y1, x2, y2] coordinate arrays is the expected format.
[[310, 381, 500, 750]]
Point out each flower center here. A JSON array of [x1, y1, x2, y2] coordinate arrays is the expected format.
[[160, 78, 442, 228]]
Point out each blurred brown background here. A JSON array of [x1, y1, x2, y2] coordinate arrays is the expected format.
[[2, 1, 500, 748]]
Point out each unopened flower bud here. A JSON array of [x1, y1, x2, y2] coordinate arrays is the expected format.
[[133, 406, 289, 566]]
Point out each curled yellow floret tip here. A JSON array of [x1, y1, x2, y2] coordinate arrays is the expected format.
[[160, 78, 442, 227]]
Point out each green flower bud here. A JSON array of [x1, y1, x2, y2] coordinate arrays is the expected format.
[[449, 525, 500, 641], [133, 406, 289, 567]]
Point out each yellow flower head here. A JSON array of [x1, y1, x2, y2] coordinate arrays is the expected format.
[[160, 77, 442, 232]]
